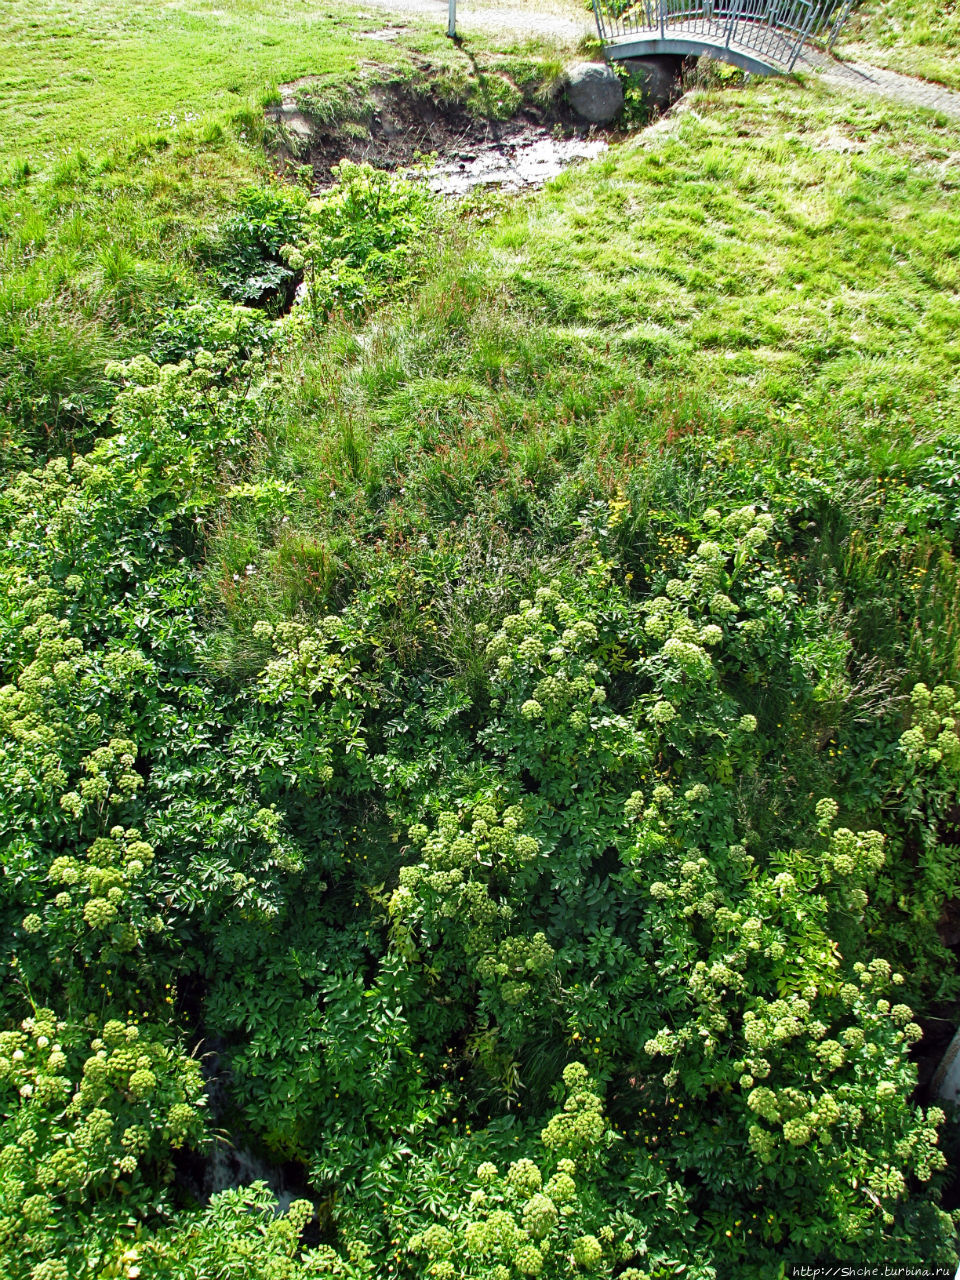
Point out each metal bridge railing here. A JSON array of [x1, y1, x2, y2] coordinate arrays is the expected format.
[[592, 0, 856, 72]]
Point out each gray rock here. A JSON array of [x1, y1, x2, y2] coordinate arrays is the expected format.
[[565, 62, 624, 125], [618, 56, 682, 113], [266, 87, 315, 156]]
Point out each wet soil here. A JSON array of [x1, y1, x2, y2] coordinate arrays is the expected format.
[[421, 129, 607, 194], [270, 78, 613, 192]]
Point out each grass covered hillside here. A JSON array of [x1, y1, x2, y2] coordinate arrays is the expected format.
[[2, 2, 960, 1278], [0, 0, 566, 463]]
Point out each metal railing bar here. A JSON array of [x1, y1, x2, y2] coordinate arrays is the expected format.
[[827, 0, 855, 49], [787, 0, 818, 68]]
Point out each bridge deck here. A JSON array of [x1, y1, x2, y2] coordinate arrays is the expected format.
[[604, 21, 799, 75], [594, 1, 855, 76]]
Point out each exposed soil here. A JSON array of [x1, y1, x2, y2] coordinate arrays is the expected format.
[[269, 77, 613, 190]]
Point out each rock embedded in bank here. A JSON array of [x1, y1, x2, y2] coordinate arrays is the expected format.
[[267, 82, 316, 153], [565, 62, 624, 125]]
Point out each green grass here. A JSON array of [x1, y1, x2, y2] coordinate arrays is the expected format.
[[0, 0, 438, 157], [839, 0, 960, 89], [220, 78, 960, 617], [488, 87, 959, 435], [0, 0, 570, 457]]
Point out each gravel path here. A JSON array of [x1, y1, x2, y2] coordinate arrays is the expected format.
[[800, 47, 960, 121], [356, 0, 960, 121], [355, 0, 591, 42]]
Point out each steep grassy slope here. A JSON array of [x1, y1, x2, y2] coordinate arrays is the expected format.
[[3, 4, 960, 1276], [228, 79, 960, 638]]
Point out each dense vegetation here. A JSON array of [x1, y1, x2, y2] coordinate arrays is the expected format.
[[3, 2, 960, 1277]]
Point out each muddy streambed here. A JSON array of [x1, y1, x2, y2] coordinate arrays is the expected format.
[[271, 79, 612, 197], [415, 129, 607, 195]]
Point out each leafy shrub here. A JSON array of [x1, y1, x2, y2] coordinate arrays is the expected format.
[[283, 161, 437, 325], [184, 497, 958, 1272], [407, 1064, 624, 1279], [371, 505, 957, 1268], [0, 348, 296, 1018], [149, 297, 273, 365], [137, 1186, 367, 1280], [211, 182, 307, 305], [0, 1009, 206, 1280]]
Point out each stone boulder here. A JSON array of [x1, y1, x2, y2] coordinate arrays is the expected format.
[[564, 62, 624, 125], [618, 56, 683, 113], [265, 78, 323, 158]]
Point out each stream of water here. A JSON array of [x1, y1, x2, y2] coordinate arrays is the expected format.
[[414, 129, 608, 195]]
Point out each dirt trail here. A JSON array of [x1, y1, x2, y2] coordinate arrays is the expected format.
[[354, 0, 960, 121]]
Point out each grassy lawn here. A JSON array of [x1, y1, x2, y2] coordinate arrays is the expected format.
[[0, 0, 570, 458], [838, 0, 960, 89], [1, 0, 452, 157]]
